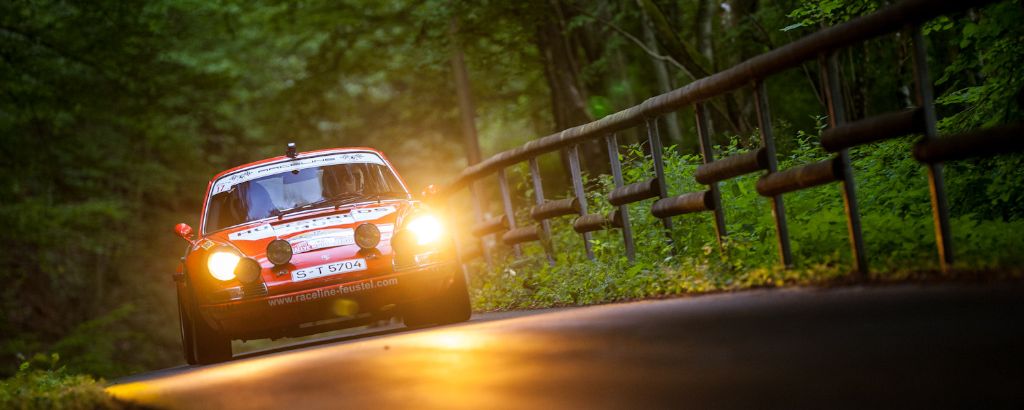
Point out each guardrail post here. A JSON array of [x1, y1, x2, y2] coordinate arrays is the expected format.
[[528, 157, 556, 266], [694, 103, 728, 248], [448, 198, 470, 274], [646, 118, 674, 242], [567, 145, 595, 260], [496, 168, 521, 258], [467, 182, 492, 266], [753, 80, 794, 267], [605, 133, 636, 262], [821, 53, 868, 277], [910, 25, 954, 273]]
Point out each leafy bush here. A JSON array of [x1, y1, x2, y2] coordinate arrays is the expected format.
[[1, 305, 161, 379], [0, 355, 123, 410]]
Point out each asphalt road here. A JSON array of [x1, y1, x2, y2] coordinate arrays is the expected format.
[[108, 283, 1024, 409]]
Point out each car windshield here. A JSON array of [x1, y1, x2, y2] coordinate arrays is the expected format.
[[204, 153, 406, 233]]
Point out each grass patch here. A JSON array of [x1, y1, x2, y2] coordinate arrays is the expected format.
[[469, 256, 1024, 311], [0, 355, 131, 410]]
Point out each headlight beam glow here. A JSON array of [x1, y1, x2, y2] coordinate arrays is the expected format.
[[207, 251, 241, 281], [406, 215, 444, 245]]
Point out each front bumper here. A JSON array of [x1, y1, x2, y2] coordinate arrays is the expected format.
[[199, 262, 458, 340]]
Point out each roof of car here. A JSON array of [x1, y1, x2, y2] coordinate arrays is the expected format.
[[208, 146, 389, 182]]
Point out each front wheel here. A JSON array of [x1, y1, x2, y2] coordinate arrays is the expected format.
[[180, 287, 232, 365], [402, 271, 471, 328], [177, 295, 197, 365], [190, 311, 233, 364]]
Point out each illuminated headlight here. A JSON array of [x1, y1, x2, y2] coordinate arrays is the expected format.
[[406, 214, 444, 245], [207, 250, 241, 281]]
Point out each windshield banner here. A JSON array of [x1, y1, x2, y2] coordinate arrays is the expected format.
[[211, 152, 385, 195]]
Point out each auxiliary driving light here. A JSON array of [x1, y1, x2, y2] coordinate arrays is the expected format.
[[266, 239, 293, 265], [355, 223, 381, 249], [207, 250, 241, 281], [236, 258, 262, 284], [406, 214, 443, 245]]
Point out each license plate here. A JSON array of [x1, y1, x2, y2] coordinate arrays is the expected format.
[[291, 258, 367, 282]]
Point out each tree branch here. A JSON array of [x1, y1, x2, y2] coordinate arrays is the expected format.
[[569, 6, 688, 73], [747, 16, 824, 108], [635, 0, 712, 80]]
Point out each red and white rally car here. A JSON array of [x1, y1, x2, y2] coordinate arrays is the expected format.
[[172, 144, 469, 364]]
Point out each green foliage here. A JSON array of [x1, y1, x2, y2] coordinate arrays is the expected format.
[[0, 356, 121, 410], [2, 305, 150, 379], [1, 0, 210, 378], [783, 0, 882, 31], [935, 1, 1024, 132], [471, 127, 1024, 311], [1, 0, 1021, 384], [469, 0, 1024, 312]]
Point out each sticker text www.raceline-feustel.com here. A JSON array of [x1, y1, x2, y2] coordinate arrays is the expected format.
[[266, 277, 399, 307]]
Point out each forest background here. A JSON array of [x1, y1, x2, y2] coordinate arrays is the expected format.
[[1, 0, 1022, 384]]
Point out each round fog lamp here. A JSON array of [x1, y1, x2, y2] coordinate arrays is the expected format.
[[355, 223, 381, 249], [266, 239, 293, 265], [236, 258, 262, 284]]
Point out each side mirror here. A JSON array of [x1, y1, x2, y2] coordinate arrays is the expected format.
[[420, 184, 440, 201], [175, 223, 196, 245]]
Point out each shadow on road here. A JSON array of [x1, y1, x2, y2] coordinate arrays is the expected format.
[[113, 308, 559, 385]]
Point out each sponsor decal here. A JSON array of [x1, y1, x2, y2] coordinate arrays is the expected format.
[[211, 152, 386, 195], [227, 208, 396, 241], [289, 228, 354, 253], [286, 224, 396, 253], [266, 276, 400, 307], [229, 223, 277, 241], [352, 207, 395, 222], [289, 229, 351, 243]]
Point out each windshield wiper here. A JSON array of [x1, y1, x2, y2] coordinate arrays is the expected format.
[[367, 191, 411, 204], [273, 192, 368, 219], [273, 191, 410, 219], [377, 191, 409, 199]]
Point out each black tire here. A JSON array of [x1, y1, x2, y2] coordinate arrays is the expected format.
[[190, 308, 233, 365], [176, 295, 198, 365], [180, 281, 232, 365], [403, 271, 472, 328]]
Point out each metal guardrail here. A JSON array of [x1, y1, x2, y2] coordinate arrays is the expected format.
[[443, 0, 1023, 275]]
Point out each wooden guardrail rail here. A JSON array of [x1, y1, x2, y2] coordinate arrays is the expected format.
[[448, 0, 1021, 276]]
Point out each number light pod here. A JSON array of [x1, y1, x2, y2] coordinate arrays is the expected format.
[[355, 223, 381, 250], [266, 239, 293, 265]]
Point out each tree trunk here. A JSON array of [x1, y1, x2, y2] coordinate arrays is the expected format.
[[449, 18, 482, 166], [695, 0, 716, 71], [637, 0, 744, 135], [449, 17, 489, 261], [536, 0, 598, 184], [642, 9, 683, 147], [536, 2, 591, 132], [722, 0, 760, 135]]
